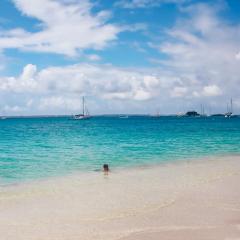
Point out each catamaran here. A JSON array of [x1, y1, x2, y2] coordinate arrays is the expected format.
[[73, 97, 91, 120]]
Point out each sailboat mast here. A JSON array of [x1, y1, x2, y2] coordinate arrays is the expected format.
[[231, 98, 233, 113], [82, 96, 85, 116]]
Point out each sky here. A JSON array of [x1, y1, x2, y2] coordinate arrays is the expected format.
[[0, 0, 240, 115]]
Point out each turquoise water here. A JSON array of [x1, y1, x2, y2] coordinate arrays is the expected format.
[[0, 116, 240, 185]]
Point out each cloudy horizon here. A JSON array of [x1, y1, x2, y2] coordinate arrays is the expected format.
[[0, 0, 240, 116]]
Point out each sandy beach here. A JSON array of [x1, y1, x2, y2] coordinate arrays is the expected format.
[[0, 155, 240, 240]]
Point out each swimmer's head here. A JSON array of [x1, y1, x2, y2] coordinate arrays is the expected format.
[[103, 164, 109, 172]]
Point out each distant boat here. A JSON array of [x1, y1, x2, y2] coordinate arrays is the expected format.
[[119, 115, 129, 118], [200, 104, 207, 117], [177, 112, 185, 117], [224, 98, 233, 118], [73, 97, 91, 120], [225, 112, 232, 118], [185, 111, 200, 117]]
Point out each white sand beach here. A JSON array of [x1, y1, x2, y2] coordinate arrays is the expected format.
[[0, 155, 240, 240]]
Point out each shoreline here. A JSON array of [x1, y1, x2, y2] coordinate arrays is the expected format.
[[1, 152, 240, 188], [0, 155, 240, 239]]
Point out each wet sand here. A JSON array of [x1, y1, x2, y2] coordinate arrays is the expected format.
[[0, 155, 240, 240]]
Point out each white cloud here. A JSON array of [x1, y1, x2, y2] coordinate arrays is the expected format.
[[0, 64, 38, 92], [0, 63, 179, 114], [133, 89, 151, 100], [86, 54, 101, 61], [39, 96, 81, 111], [3, 105, 23, 113], [26, 99, 33, 107], [171, 86, 188, 97], [150, 2, 240, 105], [0, 59, 239, 115], [202, 85, 222, 97], [115, 0, 187, 8], [0, 63, 163, 98], [0, 0, 120, 56], [20, 64, 37, 80], [1, 1, 240, 115], [236, 51, 240, 60]]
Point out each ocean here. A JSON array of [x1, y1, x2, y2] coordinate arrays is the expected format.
[[0, 116, 240, 185]]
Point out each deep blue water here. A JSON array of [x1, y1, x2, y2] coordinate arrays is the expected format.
[[0, 116, 240, 185]]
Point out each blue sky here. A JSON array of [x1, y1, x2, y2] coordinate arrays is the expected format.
[[0, 0, 240, 115]]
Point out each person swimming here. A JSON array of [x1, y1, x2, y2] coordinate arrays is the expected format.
[[103, 164, 109, 173]]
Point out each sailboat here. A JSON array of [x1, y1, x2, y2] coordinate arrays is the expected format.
[[73, 97, 91, 120], [225, 98, 233, 118]]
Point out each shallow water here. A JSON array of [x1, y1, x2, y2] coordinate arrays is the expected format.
[[0, 116, 240, 184], [0, 155, 239, 240]]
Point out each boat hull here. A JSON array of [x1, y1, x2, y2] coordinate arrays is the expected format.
[[73, 115, 91, 120]]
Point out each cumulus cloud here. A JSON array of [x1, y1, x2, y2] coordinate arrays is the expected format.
[[0, 1, 240, 115], [3, 105, 22, 113], [171, 86, 188, 98], [0, 0, 120, 56], [0, 63, 162, 98], [39, 96, 81, 111], [0, 64, 38, 92], [0, 58, 239, 115], [20, 64, 37, 80], [1, 62, 193, 114], [0, 63, 158, 114], [202, 85, 222, 97], [151, 2, 240, 105]]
